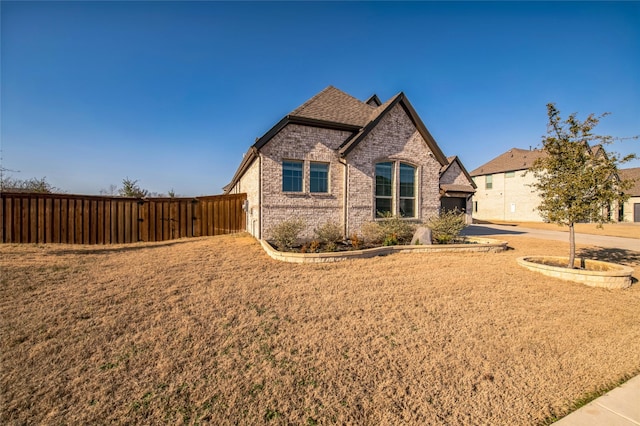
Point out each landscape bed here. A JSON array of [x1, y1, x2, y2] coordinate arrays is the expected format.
[[262, 237, 508, 263], [1, 233, 639, 425]]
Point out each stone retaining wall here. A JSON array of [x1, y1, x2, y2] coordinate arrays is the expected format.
[[261, 237, 507, 263]]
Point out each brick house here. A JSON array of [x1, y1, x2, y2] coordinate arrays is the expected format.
[[224, 86, 476, 240]]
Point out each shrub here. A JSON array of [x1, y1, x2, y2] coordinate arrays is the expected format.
[[360, 215, 416, 245], [360, 221, 385, 244], [309, 240, 320, 253], [270, 218, 305, 251], [378, 214, 416, 244], [427, 209, 467, 244], [325, 241, 337, 252], [349, 233, 362, 250], [383, 234, 398, 246], [313, 221, 343, 244]]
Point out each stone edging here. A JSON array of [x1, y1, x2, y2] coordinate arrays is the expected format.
[[516, 256, 634, 289], [260, 237, 508, 264]]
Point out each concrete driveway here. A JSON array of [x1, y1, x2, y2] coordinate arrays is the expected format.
[[462, 224, 640, 252]]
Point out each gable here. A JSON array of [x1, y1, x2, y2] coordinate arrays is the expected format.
[[338, 93, 448, 166], [344, 102, 440, 168], [440, 156, 477, 192], [224, 86, 451, 193]]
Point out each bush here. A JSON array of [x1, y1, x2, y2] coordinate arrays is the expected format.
[[360, 214, 416, 246], [313, 221, 343, 244], [270, 218, 305, 251], [378, 214, 416, 244], [349, 233, 362, 250], [383, 234, 398, 246], [360, 221, 386, 244], [427, 209, 467, 244]]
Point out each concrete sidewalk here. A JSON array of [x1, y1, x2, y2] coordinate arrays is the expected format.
[[554, 375, 640, 425], [462, 224, 640, 252]]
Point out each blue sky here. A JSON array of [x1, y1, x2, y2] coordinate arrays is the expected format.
[[2, 1, 639, 196]]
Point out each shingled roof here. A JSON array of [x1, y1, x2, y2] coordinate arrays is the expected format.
[[469, 148, 547, 176], [224, 86, 450, 193], [619, 167, 640, 197], [291, 86, 376, 127]]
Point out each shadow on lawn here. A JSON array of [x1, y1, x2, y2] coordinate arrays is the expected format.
[[576, 247, 639, 285], [578, 247, 640, 267]]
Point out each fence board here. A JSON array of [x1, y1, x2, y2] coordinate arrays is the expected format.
[[124, 202, 131, 244], [0, 197, 5, 243], [1, 192, 246, 244]]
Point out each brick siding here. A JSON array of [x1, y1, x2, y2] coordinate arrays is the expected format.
[[345, 103, 442, 235], [260, 125, 350, 240]]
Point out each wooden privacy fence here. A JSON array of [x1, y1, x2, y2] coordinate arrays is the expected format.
[[0, 192, 246, 244]]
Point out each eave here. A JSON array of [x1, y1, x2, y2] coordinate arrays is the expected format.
[[338, 93, 449, 166]]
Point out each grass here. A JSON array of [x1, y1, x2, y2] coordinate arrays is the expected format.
[[1, 233, 640, 425]]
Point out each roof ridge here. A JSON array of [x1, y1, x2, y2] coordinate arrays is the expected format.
[[289, 86, 375, 127], [469, 147, 547, 176], [290, 85, 336, 116]]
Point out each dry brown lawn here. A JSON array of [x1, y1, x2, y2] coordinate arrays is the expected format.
[[1, 233, 640, 425], [483, 221, 640, 239]]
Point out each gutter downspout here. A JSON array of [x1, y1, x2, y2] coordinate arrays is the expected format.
[[258, 154, 262, 240], [339, 157, 348, 238]]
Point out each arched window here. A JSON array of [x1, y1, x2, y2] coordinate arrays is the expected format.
[[374, 161, 416, 218]]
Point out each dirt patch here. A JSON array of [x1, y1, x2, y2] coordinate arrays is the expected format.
[[1, 234, 639, 424], [531, 257, 620, 271]]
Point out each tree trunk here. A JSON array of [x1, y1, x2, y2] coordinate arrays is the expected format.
[[568, 222, 576, 268]]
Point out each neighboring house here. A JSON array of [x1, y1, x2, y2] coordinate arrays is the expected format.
[[469, 148, 546, 222], [619, 168, 640, 222], [470, 147, 638, 223], [224, 86, 476, 240]]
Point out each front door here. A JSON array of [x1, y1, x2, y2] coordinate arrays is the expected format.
[[634, 203, 640, 222]]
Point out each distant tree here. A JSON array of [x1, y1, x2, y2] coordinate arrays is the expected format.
[[529, 103, 637, 268], [99, 184, 119, 196], [0, 173, 61, 193], [167, 189, 176, 198], [118, 178, 149, 198]]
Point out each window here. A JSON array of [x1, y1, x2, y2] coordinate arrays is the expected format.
[[399, 163, 416, 217], [505, 171, 515, 178], [282, 161, 303, 192], [375, 161, 417, 218], [310, 162, 329, 193], [485, 174, 493, 189], [375, 162, 393, 216]]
